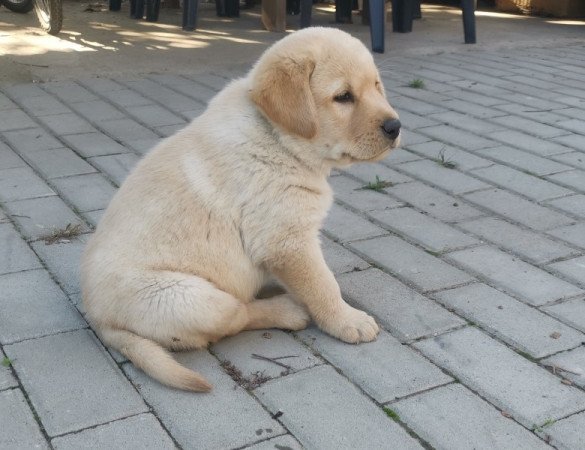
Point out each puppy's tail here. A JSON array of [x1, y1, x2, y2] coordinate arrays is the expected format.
[[99, 328, 212, 392]]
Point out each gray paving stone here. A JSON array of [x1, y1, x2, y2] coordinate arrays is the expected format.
[[542, 412, 585, 450], [543, 298, 585, 334], [0, 108, 37, 131], [42, 81, 99, 103], [77, 77, 126, 93], [476, 146, 572, 176], [464, 189, 574, 231], [386, 181, 484, 223], [427, 110, 505, 134], [0, 349, 17, 391], [36, 113, 96, 136], [341, 161, 413, 185], [18, 94, 70, 117], [211, 329, 321, 379], [396, 129, 432, 147], [99, 89, 152, 108], [88, 153, 139, 186], [542, 346, 585, 390], [419, 125, 496, 151], [0, 141, 26, 169], [0, 269, 85, 344], [405, 141, 493, 171], [244, 435, 302, 450], [98, 118, 160, 143], [2, 127, 63, 153], [69, 99, 127, 123], [62, 132, 129, 157], [154, 77, 217, 104], [23, 147, 96, 179], [0, 223, 42, 274], [547, 194, 585, 219], [391, 96, 447, 116], [470, 165, 573, 201], [124, 350, 285, 450], [415, 327, 585, 428], [441, 98, 506, 119], [350, 235, 474, 292], [0, 389, 48, 450], [547, 170, 585, 193], [156, 124, 186, 137], [0, 92, 16, 110], [329, 175, 403, 212], [368, 207, 478, 253], [255, 365, 423, 450], [393, 384, 550, 450], [548, 255, 585, 286], [553, 133, 585, 150], [547, 223, 585, 249], [51, 414, 175, 450], [31, 234, 89, 295], [298, 327, 451, 403], [5, 329, 147, 436], [433, 283, 584, 358], [127, 137, 162, 154], [125, 104, 186, 128], [490, 115, 567, 138], [4, 196, 88, 240], [322, 203, 386, 243], [321, 236, 369, 274], [123, 79, 204, 113], [394, 109, 439, 129], [494, 102, 567, 124], [81, 209, 104, 228], [338, 268, 465, 341], [51, 173, 116, 212], [397, 159, 489, 194], [3, 83, 47, 99], [446, 246, 583, 306], [457, 217, 579, 265], [0, 166, 55, 202], [188, 72, 229, 91], [557, 118, 585, 135], [550, 151, 585, 170]]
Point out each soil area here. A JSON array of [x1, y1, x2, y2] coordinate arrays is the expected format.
[[1, 1, 584, 85]]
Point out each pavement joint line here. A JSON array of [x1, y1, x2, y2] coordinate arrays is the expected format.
[[47, 80, 169, 142]]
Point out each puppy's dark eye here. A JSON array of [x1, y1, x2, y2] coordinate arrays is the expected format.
[[334, 91, 354, 103]]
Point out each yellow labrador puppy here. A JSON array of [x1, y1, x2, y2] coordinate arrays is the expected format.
[[82, 27, 401, 392]]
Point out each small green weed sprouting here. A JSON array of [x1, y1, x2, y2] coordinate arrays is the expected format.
[[2, 357, 12, 367], [362, 175, 393, 192], [408, 79, 425, 89], [435, 149, 458, 169], [533, 419, 556, 432], [383, 407, 400, 421]]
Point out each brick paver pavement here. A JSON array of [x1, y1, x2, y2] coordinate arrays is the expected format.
[[1, 39, 585, 449]]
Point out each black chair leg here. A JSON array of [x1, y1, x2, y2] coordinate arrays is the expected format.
[[109, 0, 121, 11], [369, 0, 384, 53], [133, 0, 145, 18], [183, 0, 198, 30], [146, 0, 160, 21], [461, 0, 476, 43], [335, 0, 352, 23], [300, 0, 312, 28], [392, 0, 413, 33]]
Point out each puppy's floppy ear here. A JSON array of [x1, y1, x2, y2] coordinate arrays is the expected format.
[[251, 57, 317, 139]]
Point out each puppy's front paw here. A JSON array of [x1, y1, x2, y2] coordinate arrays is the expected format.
[[272, 294, 311, 331], [319, 306, 379, 344]]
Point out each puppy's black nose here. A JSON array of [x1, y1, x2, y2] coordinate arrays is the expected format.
[[381, 119, 401, 140]]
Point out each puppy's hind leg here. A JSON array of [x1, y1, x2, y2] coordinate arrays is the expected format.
[[244, 294, 311, 331]]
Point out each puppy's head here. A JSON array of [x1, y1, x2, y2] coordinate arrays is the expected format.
[[250, 27, 400, 167]]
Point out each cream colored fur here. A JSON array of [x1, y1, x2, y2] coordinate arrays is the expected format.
[[81, 27, 401, 392]]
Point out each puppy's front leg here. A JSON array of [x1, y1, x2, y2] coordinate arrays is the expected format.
[[268, 239, 379, 344]]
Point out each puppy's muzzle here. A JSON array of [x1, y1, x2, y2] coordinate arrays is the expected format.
[[381, 119, 401, 141]]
